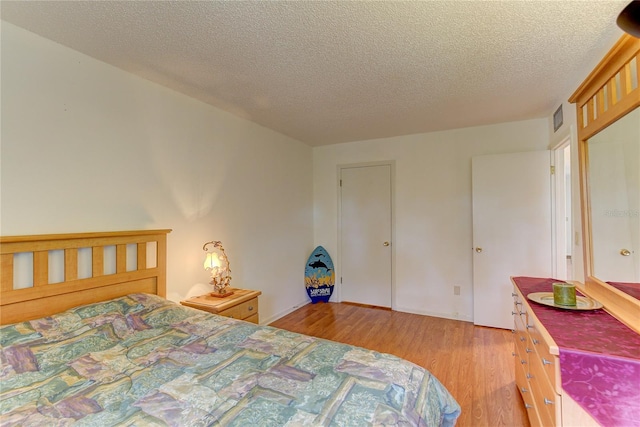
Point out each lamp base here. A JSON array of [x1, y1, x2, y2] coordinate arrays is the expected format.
[[210, 290, 235, 298]]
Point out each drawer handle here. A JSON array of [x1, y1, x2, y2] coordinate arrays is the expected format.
[[512, 352, 516, 357], [512, 292, 518, 297], [542, 358, 553, 366], [521, 360, 527, 365], [521, 387, 528, 393], [520, 336, 526, 342], [544, 398, 554, 405], [526, 324, 534, 329], [526, 348, 533, 353], [248, 306, 254, 311], [525, 403, 533, 409], [515, 302, 522, 306], [526, 373, 533, 379], [512, 311, 517, 316], [532, 338, 539, 345]]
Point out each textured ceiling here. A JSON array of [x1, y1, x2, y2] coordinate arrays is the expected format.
[[0, 1, 629, 146]]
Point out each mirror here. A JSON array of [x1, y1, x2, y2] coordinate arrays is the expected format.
[[586, 108, 640, 299], [570, 34, 639, 333]]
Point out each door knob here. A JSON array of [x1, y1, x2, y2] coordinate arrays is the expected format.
[[383, 242, 390, 247], [475, 247, 483, 253], [620, 249, 631, 256]]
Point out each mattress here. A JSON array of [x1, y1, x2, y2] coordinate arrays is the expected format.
[[0, 293, 460, 426]]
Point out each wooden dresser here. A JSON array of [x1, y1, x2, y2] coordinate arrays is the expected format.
[[512, 277, 640, 427], [181, 288, 261, 324], [513, 285, 563, 427]]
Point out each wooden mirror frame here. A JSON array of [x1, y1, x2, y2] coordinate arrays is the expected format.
[[569, 34, 640, 333]]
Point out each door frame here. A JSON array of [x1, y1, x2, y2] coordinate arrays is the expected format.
[[337, 161, 396, 308], [551, 133, 574, 280]]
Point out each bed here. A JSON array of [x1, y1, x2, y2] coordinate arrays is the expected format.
[[0, 230, 461, 426]]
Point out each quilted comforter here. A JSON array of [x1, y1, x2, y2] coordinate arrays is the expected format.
[[0, 293, 460, 426]]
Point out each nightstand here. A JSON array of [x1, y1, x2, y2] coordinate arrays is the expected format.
[[180, 288, 261, 324]]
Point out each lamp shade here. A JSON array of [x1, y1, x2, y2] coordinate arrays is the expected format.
[[617, 1, 640, 38], [204, 252, 221, 270]]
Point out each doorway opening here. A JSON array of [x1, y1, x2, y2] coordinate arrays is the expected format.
[[553, 138, 573, 281]]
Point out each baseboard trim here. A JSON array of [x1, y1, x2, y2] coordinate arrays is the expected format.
[[261, 299, 310, 325], [263, 300, 472, 325], [393, 305, 473, 323]]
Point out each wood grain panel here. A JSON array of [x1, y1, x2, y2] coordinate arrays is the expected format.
[[0, 278, 158, 324], [137, 242, 147, 270], [1, 268, 163, 305], [65, 248, 78, 281], [92, 246, 104, 277], [33, 251, 48, 286], [0, 230, 171, 253], [155, 236, 167, 297], [570, 34, 639, 107], [1, 254, 14, 293], [219, 298, 258, 320], [116, 244, 127, 273], [570, 35, 640, 141]]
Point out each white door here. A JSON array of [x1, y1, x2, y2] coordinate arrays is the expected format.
[[340, 164, 392, 307], [472, 151, 552, 329], [589, 139, 639, 281]]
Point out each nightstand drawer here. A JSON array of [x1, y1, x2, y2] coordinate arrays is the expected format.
[[219, 297, 259, 321], [180, 288, 262, 323], [244, 313, 259, 324]]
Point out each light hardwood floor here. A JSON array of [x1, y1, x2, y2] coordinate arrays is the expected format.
[[269, 302, 530, 427]]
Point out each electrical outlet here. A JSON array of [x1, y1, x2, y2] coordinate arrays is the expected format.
[[454, 285, 461, 295]]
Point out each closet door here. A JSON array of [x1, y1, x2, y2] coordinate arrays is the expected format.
[[340, 164, 393, 308], [472, 151, 552, 329]]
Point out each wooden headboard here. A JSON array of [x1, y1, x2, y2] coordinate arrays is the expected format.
[[0, 229, 171, 325]]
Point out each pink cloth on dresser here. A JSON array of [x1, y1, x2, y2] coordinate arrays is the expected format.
[[513, 277, 640, 427], [607, 281, 640, 301], [560, 350, 640, 426]]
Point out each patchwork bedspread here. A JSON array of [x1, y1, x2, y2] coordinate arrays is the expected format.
[[0, 294, 460, 426]]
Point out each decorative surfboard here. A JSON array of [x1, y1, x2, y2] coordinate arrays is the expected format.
[[305, 246, 335, 303]]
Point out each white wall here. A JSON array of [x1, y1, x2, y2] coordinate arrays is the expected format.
[[313, 119, 549, 321], [1, 22, 314, 324]]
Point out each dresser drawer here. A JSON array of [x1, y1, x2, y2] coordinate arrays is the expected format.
[[513, 295, 526, 318], [515, 332, 530, 364], [531, 334, 559, 393], [515, 356, 533, 404], [529, 352, 560, 427], [516, 359, 541, 426], [513, 292, 531, 363], [219, 297, 259, 320], [526, 312, 561, 394], [514, 302, 527, 332]]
